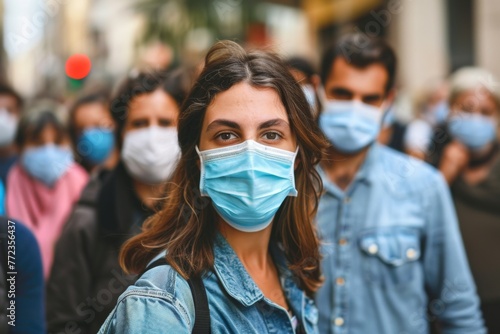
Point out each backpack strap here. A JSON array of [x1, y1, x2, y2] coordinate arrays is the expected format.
[[140, 258, 211, 334]]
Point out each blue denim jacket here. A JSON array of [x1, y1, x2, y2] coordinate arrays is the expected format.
[[98, 233, 318, 333], [315, 144, 485, 334]]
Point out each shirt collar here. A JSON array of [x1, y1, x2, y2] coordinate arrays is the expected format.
[[212, 232, 304, 308], [212, 233, 264, 306]]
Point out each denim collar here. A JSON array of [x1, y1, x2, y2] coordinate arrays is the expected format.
[[319, 143, 381, 197], [212, 232, 304, 309]]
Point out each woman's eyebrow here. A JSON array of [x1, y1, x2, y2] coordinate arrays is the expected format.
[[258, 118, 289, 130], [206, 119, 241, 132]]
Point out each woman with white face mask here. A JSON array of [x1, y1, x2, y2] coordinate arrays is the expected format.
[[98, 40, 326, 334], [46, 69, 189, 334], [430, 67, 500, 332]]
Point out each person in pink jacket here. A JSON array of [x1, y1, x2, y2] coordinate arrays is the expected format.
[[6, 102, 88, 278]]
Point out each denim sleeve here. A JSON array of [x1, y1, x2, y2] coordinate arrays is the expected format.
[[98, 288, 192, 334], [422, 173, 485, 333]]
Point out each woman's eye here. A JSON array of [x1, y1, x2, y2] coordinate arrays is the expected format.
[[218, 132, 236, 141], [158, 119, 173, 127], [263, 132, 281, 141], [131, 119, 148, 128]]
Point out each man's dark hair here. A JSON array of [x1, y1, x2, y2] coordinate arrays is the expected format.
[[286, 57, 317, 80], [0, 82, 23, 109], [320, 33, 397, 93]]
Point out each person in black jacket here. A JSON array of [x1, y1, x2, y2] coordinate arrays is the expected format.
[[46, 69, 190, 334]]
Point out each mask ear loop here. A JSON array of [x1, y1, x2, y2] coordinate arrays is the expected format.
[[195, 146, 209, 197]]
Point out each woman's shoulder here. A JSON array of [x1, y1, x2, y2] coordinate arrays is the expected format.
[[99, 263, 195, 333], [65, 162, 89, 185]]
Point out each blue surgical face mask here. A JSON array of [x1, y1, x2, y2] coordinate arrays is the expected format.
[[319, 100, 385, 153], [197, 140, 298, 232], [77, 127, 115, 164], [448, 111, 498, 150], [434, 101, 450, 124], [424, 101, 449, 126], [21, 144, 74, 187]]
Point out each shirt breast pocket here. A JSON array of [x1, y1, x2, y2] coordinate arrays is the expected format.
[[358, 227, 421, 286]]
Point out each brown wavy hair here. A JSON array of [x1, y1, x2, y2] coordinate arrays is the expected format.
[[120, 40, 327, 296]]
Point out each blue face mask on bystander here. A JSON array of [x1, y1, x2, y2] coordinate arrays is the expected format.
[[77, 127, 115, 164], [21, 144, 74, 187], [197, 140, 298, 232], [448, 111, 498, 150], [319, 100, 385, 153]]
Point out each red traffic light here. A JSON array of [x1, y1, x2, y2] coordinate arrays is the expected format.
[[65, 54, 92, 80]]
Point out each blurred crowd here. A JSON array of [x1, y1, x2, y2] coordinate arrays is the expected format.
[[0, 31, 499, 334]]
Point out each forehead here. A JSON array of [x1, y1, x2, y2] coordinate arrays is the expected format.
[[453, 89, 498, 108], [326, 57, 388, 95], [74, 103, 110, 123], [128, 89, 178, 118], [204, 82, 288, 124], [0, 94, 19, 108]]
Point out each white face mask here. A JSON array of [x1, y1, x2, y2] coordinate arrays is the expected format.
[[0, 108, 18, 147], [121, 126, 181, 184]]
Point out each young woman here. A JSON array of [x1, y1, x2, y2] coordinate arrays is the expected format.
[[6, 103, 88, 278], [99, 41, 326, 333], [47, 69, 188, 334]]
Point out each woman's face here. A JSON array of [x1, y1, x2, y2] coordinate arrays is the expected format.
[[123, 88, 179, 137], [23, 124, 70, 151], [74, 102, 114, 135], [199, 82, 297, 152], [450, 88, 499, 120]]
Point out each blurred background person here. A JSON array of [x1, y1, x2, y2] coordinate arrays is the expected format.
[[68, 91, 119, 173], [5, 102, 88, 278], [405, 79, 450, 160], [286, 56, 321, 116], [1, 217, 46, 334], [46, 69, 188, 334], [428, 67, 500, 332], [377, 93, 409, 154], [0, 83, 23, 190]]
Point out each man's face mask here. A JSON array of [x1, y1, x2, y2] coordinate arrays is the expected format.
[[319, 99, 387, 153]]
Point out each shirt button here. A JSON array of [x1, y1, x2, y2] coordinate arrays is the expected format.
[[336, 277, 345, 286], [334, 317, 344, 326], [343, 197, 351, 204], [339, 238, 347, 246], [406, 248, 418, 260], [367, 244, 378, 254]]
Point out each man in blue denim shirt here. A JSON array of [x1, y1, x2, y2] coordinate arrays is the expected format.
[[315, 33, 485, 334]]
